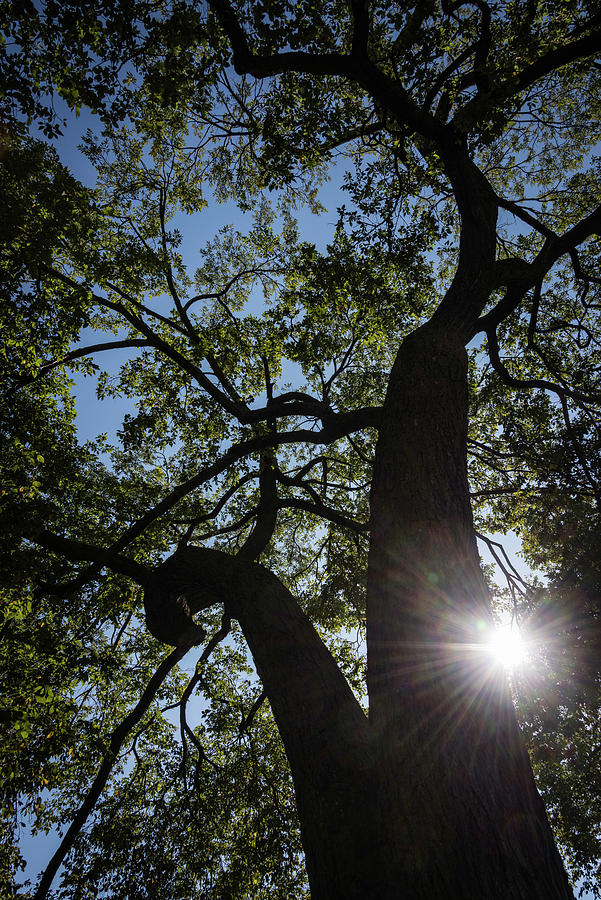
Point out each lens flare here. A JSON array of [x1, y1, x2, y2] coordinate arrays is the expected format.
[[486, 623, 527, 670]]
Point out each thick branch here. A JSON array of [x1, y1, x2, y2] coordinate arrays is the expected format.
[[210, 0, 502, 340], [496, 195, 554, 239], [349, 0, 370, 58], [457, 21, 601, 128], [34, 530, 150, 584], [32, 408, 378, 604], [279, 497, 368, 534], [476, 203, 601, 336], [208, 0, 446, 143], [476, 281, 530, 334], [512, 27, 601, 97], [141, 546, 371, 759], [237, 454, 279, 560]]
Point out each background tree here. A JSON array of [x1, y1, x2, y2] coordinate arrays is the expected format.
[[2, 1, 601, 898]]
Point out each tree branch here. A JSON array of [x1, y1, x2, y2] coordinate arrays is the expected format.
[[12, 339, 149, 390], [158, 186, 202, 344], [31, 407, 379, 601], [512, 26, 601, 98], [46, 266, 252, 422], [33, 530, 150, 584], [238, 454, 279, 561], [280, 497, 369, 533], [179, 616, 231, 782], [558, 393, 601, 510], [457, 19, 601, 127], [476, 203, 601, 336], [33, 646, 188, 900], [106, 407, 379, 556], [349, 0, 370, 59], [207, 0, 446, 143], [496, 195, 554, 239], [239, 688, 267, 733], [485, 326, 593, 404], [475, 531, 529, 598], [177, 470, 260, 546]]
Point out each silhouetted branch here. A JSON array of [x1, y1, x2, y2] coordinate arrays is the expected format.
[[12, 339, 149, 390], [486, 326, 597, 405], [239, 689, 267, 733], [34, 530, 150, 584], [475, 531, 529, 598], [33, 646, 189, 900], [179, 616, 231, 783]]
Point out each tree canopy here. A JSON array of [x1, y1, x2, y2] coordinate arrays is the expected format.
[[2, 1, 601, 898]]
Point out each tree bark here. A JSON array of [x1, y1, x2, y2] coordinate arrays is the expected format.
[[365, 323, 574, 899], [230, 566, 385, 899]]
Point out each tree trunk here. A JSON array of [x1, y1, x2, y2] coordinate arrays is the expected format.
[[365, 323, 573, 898], [176, 324, 574, 898], [230, 566, 384, 899]]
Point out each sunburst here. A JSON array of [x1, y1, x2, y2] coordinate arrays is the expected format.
[[486, 622, 528, 670]]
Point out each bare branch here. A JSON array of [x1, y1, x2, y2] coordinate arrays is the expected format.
[[496, 195, 554, 239], [177, 470, 260, 546], [485, 326, 594, 404], [31, 408, 379, 598], [475, 530, 529, 597], [196, 506, 257, 541], [158, 186, 201, 343], [182, 268, 260, 313], [179, 616, 232, 783]]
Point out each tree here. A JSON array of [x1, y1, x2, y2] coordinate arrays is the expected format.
[[2, 1, 601, 897]]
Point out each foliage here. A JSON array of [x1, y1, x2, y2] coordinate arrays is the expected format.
[[2, 1, 601, 897]]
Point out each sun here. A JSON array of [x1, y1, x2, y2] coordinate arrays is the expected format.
[[486, 623, 528, 670]]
